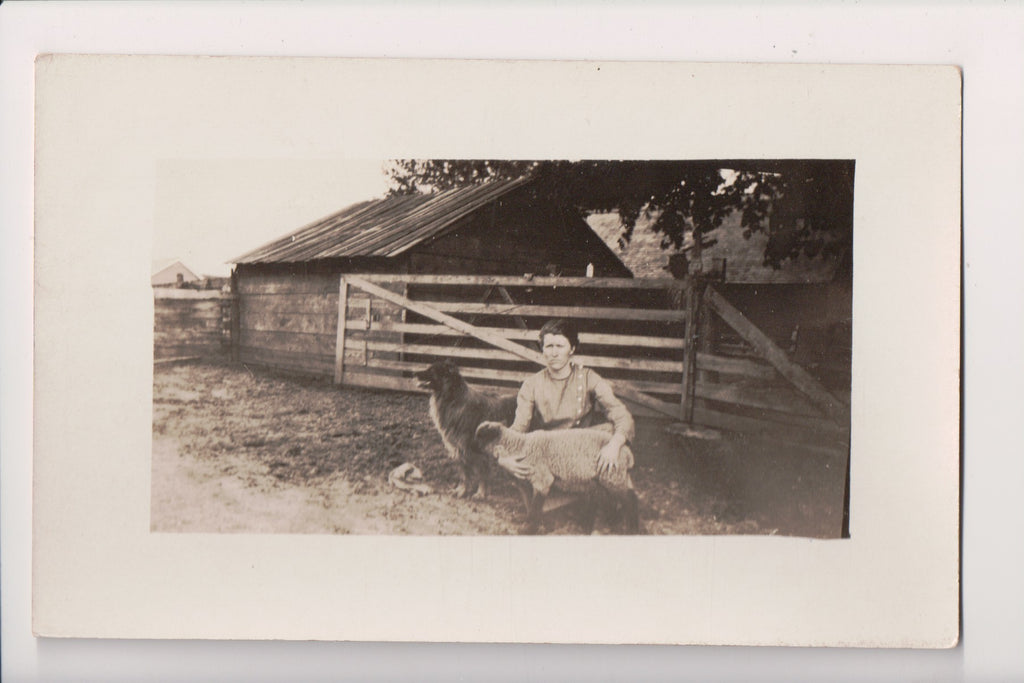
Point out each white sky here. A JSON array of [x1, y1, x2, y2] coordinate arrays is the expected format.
[[153, 159, 391, 277], [152, 163, 742, 279]]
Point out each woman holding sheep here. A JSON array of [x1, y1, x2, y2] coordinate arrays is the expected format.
[[500, 319, 635, 480]]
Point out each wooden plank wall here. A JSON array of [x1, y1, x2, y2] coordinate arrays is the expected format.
[[235, 272, 407, 377], [235, 272, 340, 376], [153, 291, 227, 360]]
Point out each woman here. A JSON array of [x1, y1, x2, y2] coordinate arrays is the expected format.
[[500, 319, 635, 478]]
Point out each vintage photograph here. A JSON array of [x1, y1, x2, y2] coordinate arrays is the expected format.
[[151, 159, 853, 538], [33, 55, 959, 647]]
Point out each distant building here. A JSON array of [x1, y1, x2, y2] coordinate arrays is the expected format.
[[152, 259, 200, 288]]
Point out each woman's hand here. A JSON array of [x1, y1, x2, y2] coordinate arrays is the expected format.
[[498, 454, 532, 480], [597, 435, 626, 474]]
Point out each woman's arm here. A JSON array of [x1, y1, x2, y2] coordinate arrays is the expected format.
[[510, 377, 535, 433], [501, 376, 536, 479], [589, 370, 635, 474], [590, 371, 635, 443]]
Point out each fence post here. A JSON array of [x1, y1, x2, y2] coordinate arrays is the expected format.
[[696, 282, 717, 384], [678, 278, 702, 423], [219, 290, 233, 355], [228, 271, 240, 362], [334, 277, 349, 384]]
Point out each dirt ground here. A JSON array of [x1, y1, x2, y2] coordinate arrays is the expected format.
[[152, 358, 848, 537]]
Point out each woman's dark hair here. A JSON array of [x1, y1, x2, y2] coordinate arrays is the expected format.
[[538, 319, 579, 351]]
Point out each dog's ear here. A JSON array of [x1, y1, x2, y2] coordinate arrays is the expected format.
[[474, 421, 503, 445]]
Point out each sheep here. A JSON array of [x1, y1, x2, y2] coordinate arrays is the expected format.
[[474, 421, 641, 535]]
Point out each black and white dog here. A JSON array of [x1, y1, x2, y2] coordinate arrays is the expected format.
[[414, 359, 518, 498]]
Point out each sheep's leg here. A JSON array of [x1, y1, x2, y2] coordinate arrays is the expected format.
[[522, 492, 545, 535], [513, 480, 533, 517], [518, 470, 553, 534], [622, 490, 641, 534], [603, 490, 623, 529], [590, 484, 621, 533], [579, 491, 598, 535], [522, 473, 552, 534]]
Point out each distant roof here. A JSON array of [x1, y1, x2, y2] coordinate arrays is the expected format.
[[151, 258, 199, 285], [233, 177, 531, 264], [588, 211, 844, 284], [152, 257, 187, 275]]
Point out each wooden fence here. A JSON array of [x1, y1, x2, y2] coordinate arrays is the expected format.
[[234, 272, 343, 376], [330, 274, 850, 452], [153, 289, 232, 361]]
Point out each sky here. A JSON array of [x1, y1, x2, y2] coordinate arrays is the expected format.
[[153, 159, 392, 278]]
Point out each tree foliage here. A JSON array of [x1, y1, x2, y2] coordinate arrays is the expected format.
[[385, 159, 854, 270]]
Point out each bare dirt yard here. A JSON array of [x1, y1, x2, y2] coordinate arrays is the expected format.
[[152, 358, 847, 537]]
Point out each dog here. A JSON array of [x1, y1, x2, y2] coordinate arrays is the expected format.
[[414, 359, 518, 498]]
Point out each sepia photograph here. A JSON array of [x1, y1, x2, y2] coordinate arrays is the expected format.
[[30, 55, 960, 648], [151, 159, 854, 538]]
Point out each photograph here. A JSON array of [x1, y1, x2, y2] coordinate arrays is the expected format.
[[151, 159, 854, 539], [30, 54, 960, 648], [7, 0, 1024, 673]]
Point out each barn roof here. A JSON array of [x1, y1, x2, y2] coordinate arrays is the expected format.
[[233, 176, 531, 264]]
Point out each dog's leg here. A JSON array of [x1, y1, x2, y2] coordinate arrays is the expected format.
[[434, 423, 472, 497], [453, 459, 474, 498], [470, 453, 490, 499]]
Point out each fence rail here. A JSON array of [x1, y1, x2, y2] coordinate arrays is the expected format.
[[153, 289, 232, 361], [328, 274, 849, 453], [229, 272, 849, 453]]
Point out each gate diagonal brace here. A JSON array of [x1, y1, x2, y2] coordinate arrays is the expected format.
[[704, 286, 847, 423]]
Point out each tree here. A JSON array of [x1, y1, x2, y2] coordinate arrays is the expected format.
[[385, 159, 854, 270]]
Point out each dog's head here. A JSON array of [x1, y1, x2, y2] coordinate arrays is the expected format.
[[474, 421, 510, 459], [413, 359, 464, 395]]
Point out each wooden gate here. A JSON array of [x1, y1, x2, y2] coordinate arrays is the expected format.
[[332, 273, 849, 452], [336, 274, 689, 420], [695, 284, 850, 452]]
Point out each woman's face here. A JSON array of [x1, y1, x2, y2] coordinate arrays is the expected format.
[[541, 333, 574, 374]]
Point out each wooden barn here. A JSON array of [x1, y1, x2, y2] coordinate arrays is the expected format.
[[229, 177, 633, 377]]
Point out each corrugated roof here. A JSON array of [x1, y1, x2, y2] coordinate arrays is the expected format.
[[232, 176, 531, 264]]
